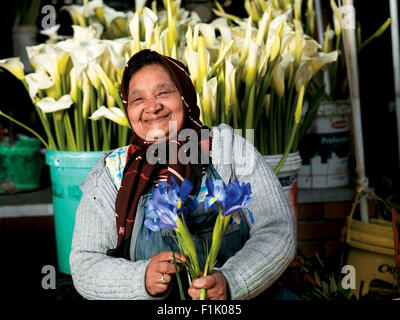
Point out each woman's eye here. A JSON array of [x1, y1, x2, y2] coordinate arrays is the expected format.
[[157, 91, 169, 97]]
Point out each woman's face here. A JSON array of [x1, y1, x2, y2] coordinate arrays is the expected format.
[[126, 63, 185, 141]]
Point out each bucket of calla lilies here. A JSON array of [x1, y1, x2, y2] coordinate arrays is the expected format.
[[144, 176, 253, 300]]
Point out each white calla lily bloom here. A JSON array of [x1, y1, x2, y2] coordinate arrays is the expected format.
[[199, 23, 216, 46], [25, 69, 55, 99], [89, 106, 129, 127], [72, 25, 97, 40], [272, 52, 294, 97], [143, 7, 158, 47], [36, 95, 74, 113], [0, 57, 25, 81]]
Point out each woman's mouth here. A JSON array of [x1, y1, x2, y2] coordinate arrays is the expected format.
[[143, 114, 170, 124]]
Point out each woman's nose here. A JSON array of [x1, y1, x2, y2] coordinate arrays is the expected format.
[[144, 97, 162, 113]]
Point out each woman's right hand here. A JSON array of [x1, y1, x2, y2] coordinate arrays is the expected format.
[[145, 251, 185, 296]]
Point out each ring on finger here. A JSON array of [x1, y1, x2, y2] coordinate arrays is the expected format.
[[158, 274, 168, 285]]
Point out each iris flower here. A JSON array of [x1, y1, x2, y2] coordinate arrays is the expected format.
[[200, 178, 253, 300], [144, 177, 198, 239], [203, 177, 254, 223], [144, 177, 200, 289]]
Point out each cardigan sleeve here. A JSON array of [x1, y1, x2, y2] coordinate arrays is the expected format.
[[211, 124, 295, 300], [69, 156, 169, 300]]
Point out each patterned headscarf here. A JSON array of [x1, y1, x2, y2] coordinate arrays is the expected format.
[[107, 49, 211, 259]]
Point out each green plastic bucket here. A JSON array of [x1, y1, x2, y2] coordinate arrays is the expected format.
[[45, 149, 105, 274], [0, 135, 42, 194]]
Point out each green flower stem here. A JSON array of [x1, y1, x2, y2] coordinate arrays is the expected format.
[[274, 122, 298, 175], [60, 73, 67, 96], [268, 88, 275, 154], [75, 87, 85, 151], [276, 96, 282, 154], [53, 114, 65, 151], [329, 34, 341, 99], [0, 110, 49, 149], [284, 83, 295, 148], [21, 80, 57, 149], [244, 85, 256, 133], [172, 252, 186, 300], [90, 86, 100, 151], [33, 104, 57, 150], [200, 204, 227, 300], [97, 92, 110, 150], [254, 59, 278, 130], [63, 112, 77, 151]]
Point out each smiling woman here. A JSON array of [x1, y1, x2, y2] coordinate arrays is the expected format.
[[69, 49, 296, 301]]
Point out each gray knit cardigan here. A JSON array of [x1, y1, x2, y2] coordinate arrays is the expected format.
[[69, 124, 295, 300]]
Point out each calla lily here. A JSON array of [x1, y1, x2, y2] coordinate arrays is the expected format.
[[225, 59, 239, 127], [36, 95, 74, 113], [255, 9, 270, 45], [72, 25, 97, 40], [26, 44, 45, 71], [143, 7, 158, 48], [89, 106, 129, 127], [245, 0, 260, 22], [208, 39, 234, 79], [197, 36, 210, 89], [309, 51, 338, 75], [135, 0, 147, 13], [0, 57, 25, 81], [53, 44, 70, 76], [25, 69, 55, 100], [70, 40, 106, 73], [293, 29, 304, 65], [104, 6, 126, 28], [294, 0, 302, 21], [215, 24, 233, 45], [199, 23, 216, 46], [330, 0, 342, 36], [69, 67, 79, 103], [86, 61, 102, 90], [183, 47, 199, 90], [95, 64, 122, 108], [294, 84, 305, 125], [269, 20, 284, 62], [40, 24, 62, 42], [238, 17, 253, 66], [82, 0, 104, 17], [31, 51, 58, 79], [294, 58, 313, 91], [272, 52, 294, 97], [201, 76, 217, 126], [306, 0, 315, 35], [81, 73, 91, 118], [62, 5, 86, 27], [244, 39, 259, 130], [104, 39, 129, 74], [129, 11, 141, 52]]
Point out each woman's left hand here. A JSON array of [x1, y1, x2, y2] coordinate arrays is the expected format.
[[188, 270, 228, 300]]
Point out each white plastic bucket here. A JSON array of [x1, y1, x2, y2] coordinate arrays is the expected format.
[[265, 152, 302, 243], [298, 101, 351, 189]]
